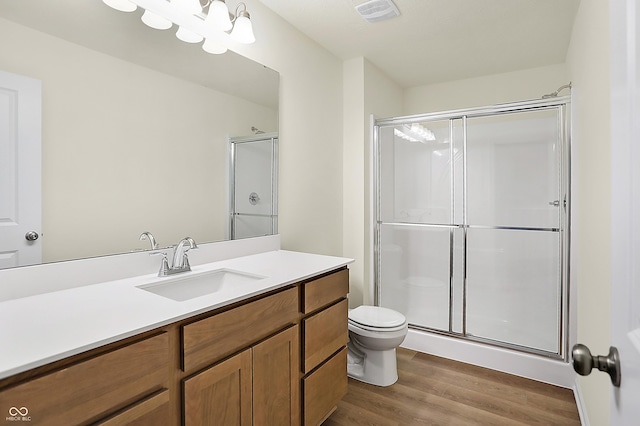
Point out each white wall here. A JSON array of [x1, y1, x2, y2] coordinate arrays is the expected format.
[[0, 17, 277, 262], [566, 0, 612, 424]]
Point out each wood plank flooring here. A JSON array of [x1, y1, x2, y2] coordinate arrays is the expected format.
[[325, 348, 581, 426]]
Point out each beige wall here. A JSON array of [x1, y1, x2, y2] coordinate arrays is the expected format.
[[342, 57, 367, 306], [232, 0, 344, 256], [404, 63, 569, 114], [0, 17, 277, 262], [341, 58, 404, 307], [566, 0, 612, 424]]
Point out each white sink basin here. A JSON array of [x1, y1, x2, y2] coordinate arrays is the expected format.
[[137, 268, 266, 301]]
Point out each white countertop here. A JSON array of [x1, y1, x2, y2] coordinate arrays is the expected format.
[[0, 249, 352, 380]]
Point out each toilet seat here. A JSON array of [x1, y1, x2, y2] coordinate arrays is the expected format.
[[348, 306, 406, 332]]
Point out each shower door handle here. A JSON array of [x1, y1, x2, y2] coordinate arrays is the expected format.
[[571, 343, 621, 386], [549, 200, 560, 207]]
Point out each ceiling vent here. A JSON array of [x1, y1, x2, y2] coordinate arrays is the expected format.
[[355, 0, 401, 23]]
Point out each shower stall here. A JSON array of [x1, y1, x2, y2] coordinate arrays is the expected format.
[[229, 133, 278, 240], [373, 97, 570, 360]]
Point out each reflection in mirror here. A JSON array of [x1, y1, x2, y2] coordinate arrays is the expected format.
[[230, 134, 278, 240], [0, 0, 279, 270]]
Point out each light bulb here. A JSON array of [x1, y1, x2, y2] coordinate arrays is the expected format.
[[203, 38, 228, 54], [205, 0, 232, 32], [176, 26, 204, 43], [102, 0, 136, 12], [230, 12, 255, 44], [141, 10, 173, 30]]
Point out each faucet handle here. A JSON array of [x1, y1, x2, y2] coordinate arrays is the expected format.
[[150, 251, 170, 276], [182, 254, 192, 271]]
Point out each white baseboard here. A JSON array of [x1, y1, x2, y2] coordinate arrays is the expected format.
[[401, 328, 575, 388], [573, 379, 589, 426]]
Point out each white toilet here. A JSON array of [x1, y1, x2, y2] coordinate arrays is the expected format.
[[347, 305, 408, 387]]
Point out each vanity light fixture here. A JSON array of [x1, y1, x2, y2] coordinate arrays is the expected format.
[[101, 0, 256, 54]]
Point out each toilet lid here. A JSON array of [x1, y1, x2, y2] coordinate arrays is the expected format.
[[348, 306, 406, 328]]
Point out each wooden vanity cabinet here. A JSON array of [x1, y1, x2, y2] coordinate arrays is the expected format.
[[301, 268, 349, 426]]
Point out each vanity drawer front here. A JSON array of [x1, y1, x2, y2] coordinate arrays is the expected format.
[[182, 287, 299, 372], [96, 389, 170, 425], [303, 298, 348, 373], [303, 347, 347, 426], [0, 333, 169, 425], [303, 268, 349, 314]]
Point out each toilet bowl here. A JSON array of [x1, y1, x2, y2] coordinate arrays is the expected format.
[[347, 305, 408, 387]]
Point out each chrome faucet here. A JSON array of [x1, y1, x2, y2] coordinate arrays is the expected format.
[[151, 237, 198, 276], [172, 237, 198, 271]]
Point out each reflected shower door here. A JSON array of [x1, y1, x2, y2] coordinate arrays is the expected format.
[[465, 109, 563, 353], [230, 135, 278, 239]]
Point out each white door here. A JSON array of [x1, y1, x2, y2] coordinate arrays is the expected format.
[[610, 0, 640, 423], [0, 70, 42, 269]]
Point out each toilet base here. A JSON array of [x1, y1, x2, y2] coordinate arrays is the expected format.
[[347, 342, 399, 387]]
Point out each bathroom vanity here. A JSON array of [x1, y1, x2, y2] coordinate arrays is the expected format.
[[0, 238, 351, 425]]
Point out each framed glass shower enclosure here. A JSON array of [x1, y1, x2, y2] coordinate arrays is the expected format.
[[373, 97, 570, 358], [229, 133, 278, 240]]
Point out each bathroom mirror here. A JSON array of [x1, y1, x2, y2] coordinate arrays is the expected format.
[[0, 0, 279, 269]]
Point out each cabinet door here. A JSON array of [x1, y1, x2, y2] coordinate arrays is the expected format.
[[253, 326, 300, 425], [183, 349, 252, 426]]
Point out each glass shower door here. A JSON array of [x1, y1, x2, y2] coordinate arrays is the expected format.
[[374, 99, 569, 358], [464, 109, 564, 353], [377, 120, 456, 332]]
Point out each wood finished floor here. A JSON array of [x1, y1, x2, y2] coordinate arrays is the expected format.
[[325, 348, 581, 426]]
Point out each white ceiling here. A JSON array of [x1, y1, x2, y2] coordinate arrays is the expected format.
[[0, 0, 580, 99], [258, 0, 580, 88]]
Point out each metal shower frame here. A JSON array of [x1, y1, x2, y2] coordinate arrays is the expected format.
[[372, 96, 572, 360]]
